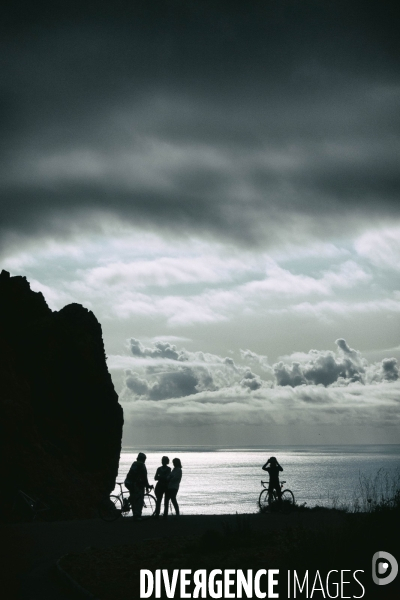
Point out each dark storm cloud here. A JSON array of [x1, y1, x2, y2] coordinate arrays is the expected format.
[[1, 1, 400, 245]]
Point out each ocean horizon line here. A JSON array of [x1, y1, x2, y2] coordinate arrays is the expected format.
[[121, 443, 400, 452]]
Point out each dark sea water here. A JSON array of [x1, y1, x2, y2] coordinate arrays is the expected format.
[[116, 445, 400, 515]]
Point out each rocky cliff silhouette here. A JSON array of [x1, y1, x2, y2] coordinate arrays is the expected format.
[[0, 270, 123, 519]]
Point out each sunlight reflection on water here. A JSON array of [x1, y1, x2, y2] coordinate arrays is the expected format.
[[115, 445, 400, 515]]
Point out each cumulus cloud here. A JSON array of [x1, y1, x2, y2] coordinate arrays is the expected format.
[[380, 358, 399, 382], [274, 362, 307, 387], [273, 339, 376, 387], [124, 364, 217, 401], [147, 369, 199, 401], [125, 371, 149, 396], [130, 338, 182, 361], [121, 338, 265, 402], [240, 348, 272, 374], [126, 365, 200, 400], [119, 338, 399, 417], [116, 335, 400, 440], [240, 369, 263, 390]]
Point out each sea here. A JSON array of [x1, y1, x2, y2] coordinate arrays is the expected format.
[[115, 445, 400, 515]]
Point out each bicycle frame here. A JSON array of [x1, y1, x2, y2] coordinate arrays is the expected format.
[[13, 490, 49, 521], [99, 482, 156, 521], [261, 479, 286, 491], [259, 480, 295, 513], [114, 482, 129, 504]]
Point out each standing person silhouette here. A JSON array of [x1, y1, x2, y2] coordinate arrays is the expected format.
[[163, 457, 182, 518], [153, 456, 171, 518], [124, 452, 152, 520], [262, 456, 283, 502]]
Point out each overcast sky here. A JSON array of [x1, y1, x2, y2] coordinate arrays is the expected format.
[[1, 1, 399, 446]]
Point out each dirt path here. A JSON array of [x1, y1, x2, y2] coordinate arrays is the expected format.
[[5, 511, 346, 599]]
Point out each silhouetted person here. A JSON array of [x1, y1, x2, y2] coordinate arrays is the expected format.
[[153, 456, 171, 518], [262, 456, 283, 501], [124, 452, 152, 520], [164, 457, 182, 518]]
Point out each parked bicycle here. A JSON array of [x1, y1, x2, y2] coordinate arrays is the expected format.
[[99, 482, 156, 521], [12, 490, 50, 522], [259, 480, 295, 513]]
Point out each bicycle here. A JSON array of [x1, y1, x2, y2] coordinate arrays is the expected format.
[[12, 490, 50, 522], [259, 480, 295, 513], [99, 482, 156, 521]]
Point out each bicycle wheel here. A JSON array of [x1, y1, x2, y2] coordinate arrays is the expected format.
[[281, 489, 295, 513], [258, 489, 270, 512], [142, 494, 156, 519], [99, 495, 122, 521], [11, 492, 34, 522]]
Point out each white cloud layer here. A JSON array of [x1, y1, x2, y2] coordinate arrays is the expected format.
[[71, 255, 373, 325], [122, 379, 400, 429], [355, 227, 400, 271], [2, 226, 397, 331]]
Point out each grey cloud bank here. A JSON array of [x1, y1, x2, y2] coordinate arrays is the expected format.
[[1, 1, 400, 249]]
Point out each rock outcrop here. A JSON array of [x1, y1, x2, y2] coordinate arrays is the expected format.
[[0, 270, 123, 519]]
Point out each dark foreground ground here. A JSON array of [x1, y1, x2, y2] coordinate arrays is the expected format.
[[1, 509, 399, 599]]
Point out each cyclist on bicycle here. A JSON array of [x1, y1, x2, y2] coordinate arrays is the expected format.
[[262, 456, 283, 501], [125, 452, 152, 520]]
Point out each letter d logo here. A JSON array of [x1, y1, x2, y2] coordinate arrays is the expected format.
[[372, 551, 398, 585]]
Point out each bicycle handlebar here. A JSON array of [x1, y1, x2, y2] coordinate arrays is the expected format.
[[116, 481, 154, 490], [261, 479, 286, 487]]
